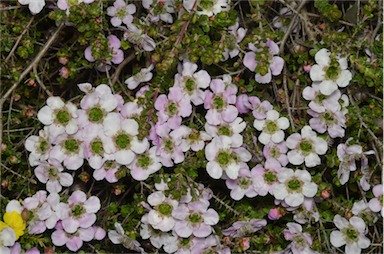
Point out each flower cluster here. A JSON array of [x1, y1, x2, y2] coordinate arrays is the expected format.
[[139, 183, 221, 253]]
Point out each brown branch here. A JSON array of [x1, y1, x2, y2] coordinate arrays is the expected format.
[[279, 0, 308, 54], [33, 65, 54, 97], [5, 17, 35, 63], [0, 23, 64, 166], [282, 65, 296, 131], [111, 51, 136, 85]]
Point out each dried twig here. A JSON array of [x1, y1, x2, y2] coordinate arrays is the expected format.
[[279, 0, 308, 54]]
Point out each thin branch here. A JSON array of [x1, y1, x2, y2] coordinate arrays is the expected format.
[[0, 23, 64, 166], [347, 89, 383, 148], [279, 0, 308, 54], [33, 65, 54, 97], [5, 17, 35, 63], [370, 0, 382, 44], [282, 65, 296, 131], [111, 51, 136, 85]]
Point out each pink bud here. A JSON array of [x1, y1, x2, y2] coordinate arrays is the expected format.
[[59, 67, 69, 79], [303, 64, 311, 73], [268, 207, 283, 220], [58, 56, 69, 65], [240, 238, 250, 251]]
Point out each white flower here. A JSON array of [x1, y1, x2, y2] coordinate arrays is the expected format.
[[205, 117, 246, 148], [330, 215, 370, 254], [107, 0, 136, 27], [25, 126, 52, 166], [184, 0, 230, 17], [37, 97, 78, 139], [174, 61, 211, 106], [205, 136, 251, 180], [129, 147, 162, 181], [146, 191, 178, 232], [124, 24, 156, 51], [18, 0, 45, 15], [108, 222, 145, 253], [49, 133, 84, 170], [102, 113, 149, 165], [125, 64, 154, 90], [254, 109, 289, 145], [310, 49, 352, 95], [286, 126, 328, 167], [170, 125, 211, 152], [272, 168, 318, 207], [0, 227, 16, 248]]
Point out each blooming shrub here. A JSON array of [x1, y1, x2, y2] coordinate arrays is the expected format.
[[0, 0, 382, 253]]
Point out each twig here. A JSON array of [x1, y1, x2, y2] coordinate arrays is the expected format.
[[282, 66, 295, 131], [347, 89, 383, 147], [33, 65, 53, 97], [370, 0, 382, 44], [279, 0, 308, 54], [0, 163, 37, 184], [0, 22, 64, 166], [5, 17, 35, 63], [111, 51, 136, 85], [313, 203, 334, 253]]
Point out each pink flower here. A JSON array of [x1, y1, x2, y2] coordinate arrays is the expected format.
[[155, 86, 192, 129], [222, 219, 267, 237], [174, 61, 211, 106], [243, 39, 284, 84], [302, 83, 342, 113], [49, 133, 84, 170], [52, 223, 96, 252], [57, 191, 101, 234], [263, 141, 288, 166], [253, 159, 282, 196], [34, 159, 73, 193], [225, 166, 258, 200], [146, 191, 178, 232], [129, 147, 162, 181], [204, 75, 239, 125], [368, 184, 383, 214], [284, 222, 317, 254], [308, 104, 346, 138], [84, 35, 124, 72], [172, 199, 219, 238]]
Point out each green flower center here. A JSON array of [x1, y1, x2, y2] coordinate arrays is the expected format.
[[218, 126, 232, 136], [179, 238, 191, 248], [269, 146, 279, 158], [104, 160, 115, 170], [64, 139, 79, 153], [158, 203, 173, 216], [48, 168, 58, 179], [188, 212, 203, 224], [91, 139, 104, 155], [137, 154, 152, 169], [56, 110, 71, 125], [265, 120, 278, 133], [88, 107, 104, 123], [188, 130, 200, 141], [299, 140, 313, 153], [166, 102, 178, 116], [216, 150, 232, 166], [323, 112, 334, 124], [344, 228, 359, 242], [71, 204, 85, 217], [212, 96, 225, 110], [238, 176, 252, 189], [164, 139, 174, 153], [185, 77, 196, 93], [115, 133, 131, 149], [287, 178, 303, 192], [117, 8, 126, 19], [39, 140, 49, 153], [264, 171, 277, 184]]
